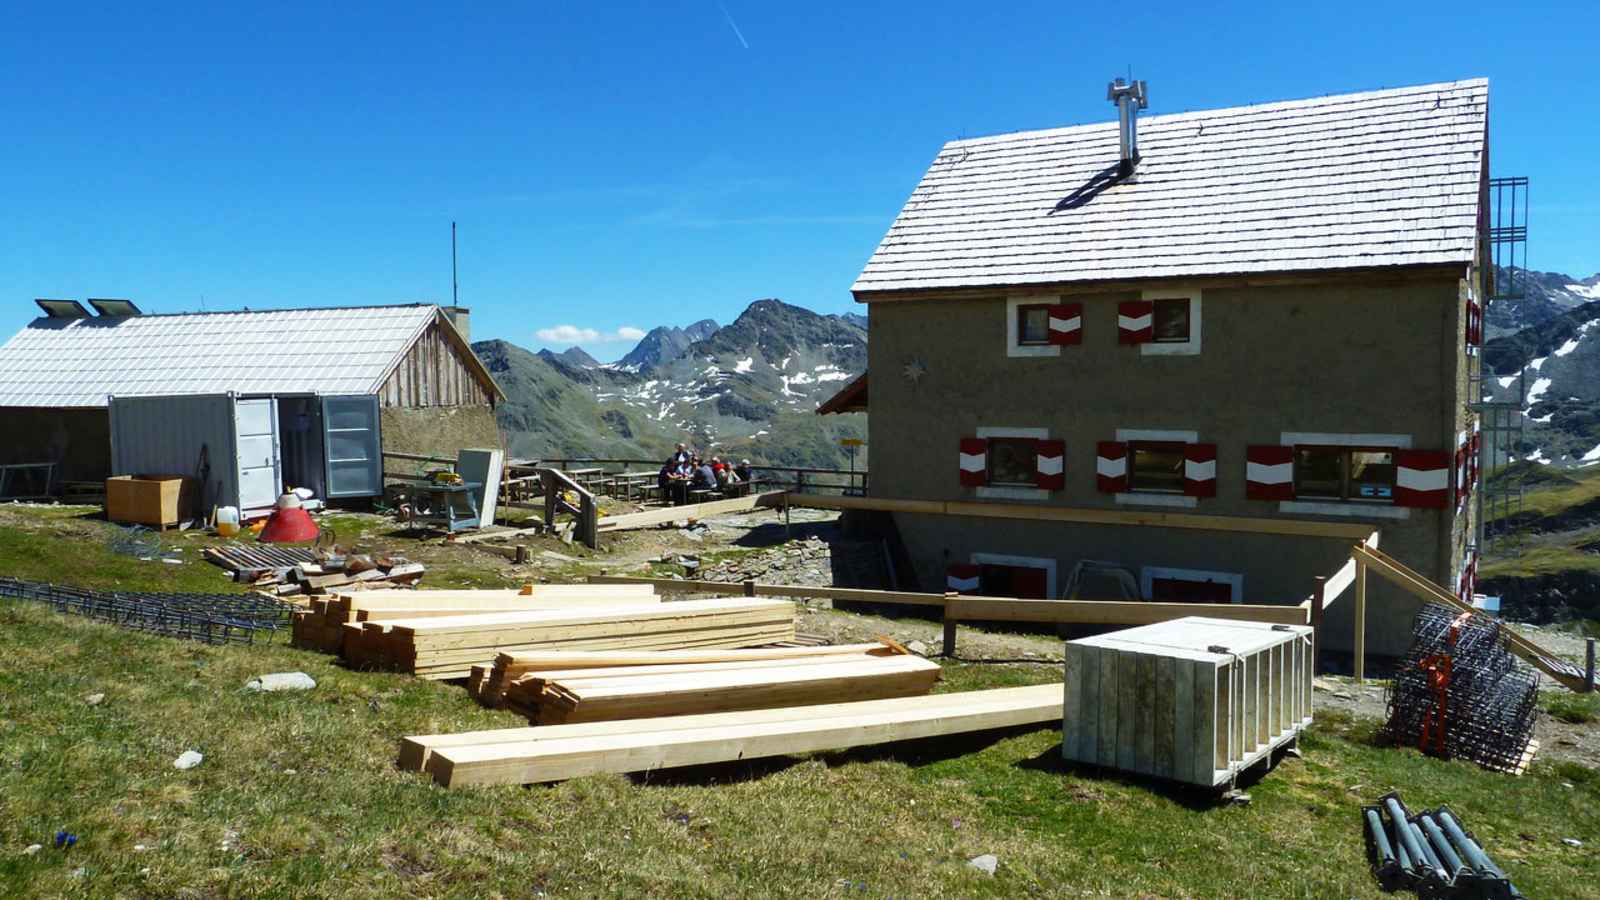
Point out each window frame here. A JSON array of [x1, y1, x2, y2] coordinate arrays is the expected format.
[[1292, 444, 1399, 504], [1006, 296, 1062, 358], [1127, 440, 1189, 494], [1150, 297, 1192, 344], [984, 436, 1039, 488], [1014, 303, 1052, 347], [1139, 566, 1244, 604], [1139, 287, 1202, 356]]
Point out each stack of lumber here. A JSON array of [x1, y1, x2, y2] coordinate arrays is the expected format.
[[472, 641, 900, 708], [399, 683, 1063, 788], [290, 585, 659, 653], [206, 544, 425, 595], [344, 598, 796, 680], [505, 652, 942, 724]]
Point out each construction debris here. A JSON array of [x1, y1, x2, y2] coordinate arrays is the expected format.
[[204, 544, 424, 595], [400, 683, 1062, 788], [0, 577, 295, 645], [500, 651, 941, 724], [342, 597, 797, 680], [1382, 602, 1539, 774], [1363, 791, 1522, 898]]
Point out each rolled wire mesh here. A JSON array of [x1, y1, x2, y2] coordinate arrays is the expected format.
[[1383, 602, 1539, 773], [0, 576, 296, 645]]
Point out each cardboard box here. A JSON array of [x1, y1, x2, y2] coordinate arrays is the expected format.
[[105, 474, 196, 527]]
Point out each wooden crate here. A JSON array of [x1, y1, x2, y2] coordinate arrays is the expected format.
[[105, 474, 196, 527], [1063, 616, 1313, 787]]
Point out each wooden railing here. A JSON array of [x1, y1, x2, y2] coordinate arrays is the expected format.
[[587, 574, 1310, 656], [536, 457, 867, 496]]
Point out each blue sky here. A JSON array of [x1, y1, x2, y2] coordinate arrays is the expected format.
[[2, 2, 1595, 361]]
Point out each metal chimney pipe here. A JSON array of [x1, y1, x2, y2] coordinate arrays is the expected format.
[[1106, 78, 1149, 176]]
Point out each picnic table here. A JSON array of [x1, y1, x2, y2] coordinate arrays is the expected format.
[[610, 471, 657, 501], [565, 468, 604, 492]]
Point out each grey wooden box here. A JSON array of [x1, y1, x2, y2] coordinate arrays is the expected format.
[[1062, 616, 1314, 787]]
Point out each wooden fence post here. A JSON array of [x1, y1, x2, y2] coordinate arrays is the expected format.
[[942, 591, 959, 658], [1310, 575, 1326, 676], [1353, 558, 1367, 683], [743, 579, 756, 598], [1587, 639, 1596, 694]]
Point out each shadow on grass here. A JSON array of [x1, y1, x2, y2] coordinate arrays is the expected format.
[[623, 723, 1054, 789], [1015, 740, 1298, 811], [730, 520, 839, 549]]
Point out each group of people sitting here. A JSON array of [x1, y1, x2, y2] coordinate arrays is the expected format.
[[657, 443, 754, 505]]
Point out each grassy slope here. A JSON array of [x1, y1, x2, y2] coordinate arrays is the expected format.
[[2, 514, 1598, 897], [1483, 463, 1600, 578]]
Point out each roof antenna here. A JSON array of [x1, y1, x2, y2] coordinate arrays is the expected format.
[[451, 221, 459, 306]]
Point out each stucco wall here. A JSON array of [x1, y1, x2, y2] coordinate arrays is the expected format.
[[0, 408, 111, 483], [866, 274, 1465, 658]]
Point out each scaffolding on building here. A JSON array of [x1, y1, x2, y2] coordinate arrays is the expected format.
[[1473, 176, 1530, 545]]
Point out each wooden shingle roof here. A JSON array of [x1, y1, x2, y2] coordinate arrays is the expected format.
[[853, 79, 1488, 295]]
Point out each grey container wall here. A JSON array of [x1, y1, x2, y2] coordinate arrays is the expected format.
[[1062, 617, 1314, 787], [108, 394, 241, 515]]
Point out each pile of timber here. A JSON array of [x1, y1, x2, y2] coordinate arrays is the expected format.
[[509, 654, 941, 724], [471, 641, 899, 708], [290, 584, 659, 653], [400, 683, 1063, 788], [206, 544, 424, 596], [344, 597, 797, 680]]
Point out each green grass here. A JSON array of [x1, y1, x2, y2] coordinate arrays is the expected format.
[[1, 601, 1597, 898], [1544, 692, 1600, 725], [1481, 542, 1600, 579]]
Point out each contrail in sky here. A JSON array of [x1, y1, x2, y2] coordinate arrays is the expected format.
[[718, 3, 749, 48]]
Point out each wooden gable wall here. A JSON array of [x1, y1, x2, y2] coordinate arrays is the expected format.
[[379, 320, 496, 409]]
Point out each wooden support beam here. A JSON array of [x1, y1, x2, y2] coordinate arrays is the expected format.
[[942, 592, 959, 658], [783, 492, 1377, 540], [418, 684, 1064, 788], [1354, 558, 1368, 683], [594, 492, 783, 533], [1310, 576, 1326, 674]]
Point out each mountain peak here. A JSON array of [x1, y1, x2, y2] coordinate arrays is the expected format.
[[616, 319, 722, 372]]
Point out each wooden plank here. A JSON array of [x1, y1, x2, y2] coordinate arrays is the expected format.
[[595, 492, 784, 532], [1135, 654, 1155, 775], [1097, 648, 1117, 767], [1063, 644, 1083, 763], [1154, 655, 1176, 780], [1354, 558, 1368, 682], [1174, 660, 1196, 785], [1116, 649, 1137, 772], [784, 492, 1376, 540], [424, 684, 1064, 788]]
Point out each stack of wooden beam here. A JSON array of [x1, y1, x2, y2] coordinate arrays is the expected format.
[[344, 598, 796, 680], [290, 585, 659, 653], [472, 642, 900, 708], [399, 684, 1063, 788], [505, 652, 942, 724]]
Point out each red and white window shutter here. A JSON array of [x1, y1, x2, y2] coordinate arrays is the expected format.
[[1096, 441, 1128, 492], [1245, 445, 1295, 501], [1394, 450, 1451, 508], [1047, 303, 1083, 345], [1117, 300, 1153, 344], [959, 438, 987, 487], [1034, 439, 1065, 490], [946, 563, 980, 594], [1183, 443, 1217, 497]]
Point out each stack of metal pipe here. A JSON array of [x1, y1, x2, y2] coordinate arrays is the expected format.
[[1363, 791, 1522, 898]]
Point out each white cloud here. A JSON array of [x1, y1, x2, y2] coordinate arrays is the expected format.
[[535, 324, 647, 344]]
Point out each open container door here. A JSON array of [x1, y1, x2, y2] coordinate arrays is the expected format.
[[233, 397, 282, 513], [321, 395, 382, 498]]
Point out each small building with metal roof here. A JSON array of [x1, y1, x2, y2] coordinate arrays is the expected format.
[[0, 300, 503, 509]]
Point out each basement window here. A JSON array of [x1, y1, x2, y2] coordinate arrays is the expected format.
[[987, 437, 1037, 487], [1129, 441, 1186, 493], [1294, 446, 1396, 502], [1142, 566, 1243, 603]]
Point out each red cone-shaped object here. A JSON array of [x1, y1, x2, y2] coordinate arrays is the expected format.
[[259, 493, 320, 543]]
